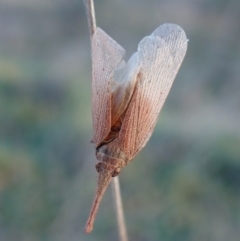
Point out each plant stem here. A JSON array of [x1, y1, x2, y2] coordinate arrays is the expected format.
[[84, 0, 96, 38], [111, 177, 128, 241], [84, 1, 128, 240]]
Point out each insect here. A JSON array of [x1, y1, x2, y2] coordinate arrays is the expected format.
[[85, 23, 188, 233]]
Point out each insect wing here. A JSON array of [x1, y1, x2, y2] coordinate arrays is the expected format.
[[118, 24, 188, 158], [111, 52, 141, 125], [91, 27, 126, 146]]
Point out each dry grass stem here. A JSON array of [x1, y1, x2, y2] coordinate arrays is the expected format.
[[84, 0, 96, 37], [84, 1, 128, 240], [111, 177, 128, 241]]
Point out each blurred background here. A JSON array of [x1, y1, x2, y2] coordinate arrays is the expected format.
[[0, 0, 240, 241]]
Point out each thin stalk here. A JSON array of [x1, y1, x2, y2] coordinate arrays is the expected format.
[[84, 0, 96, 38], [111, 177, 128, 241], [84, 1, 128, 240]]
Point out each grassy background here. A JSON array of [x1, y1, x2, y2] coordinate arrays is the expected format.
[[0, 0, 240, 240]]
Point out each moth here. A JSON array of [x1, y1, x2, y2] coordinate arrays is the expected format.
[[85, 23, 188, 233]]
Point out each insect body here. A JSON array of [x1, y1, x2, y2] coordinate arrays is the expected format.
[[85, 23, 188, 233]]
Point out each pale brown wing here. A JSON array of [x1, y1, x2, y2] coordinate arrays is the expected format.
[[117, 23, 188, 159], [91, 27, 126, 146]]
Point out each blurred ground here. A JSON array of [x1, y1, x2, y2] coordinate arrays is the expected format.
[[0, 0, 240, 241]]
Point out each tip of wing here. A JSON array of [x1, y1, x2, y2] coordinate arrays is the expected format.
[[92, 27, 126, 58], [151, 23, 188, 47], [138, 23, 187, 59], [138, 23, 188, 58]]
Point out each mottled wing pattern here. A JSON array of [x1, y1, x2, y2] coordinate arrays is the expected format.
[[91, 27, 126, 146], [118, 24, 188, 159]]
